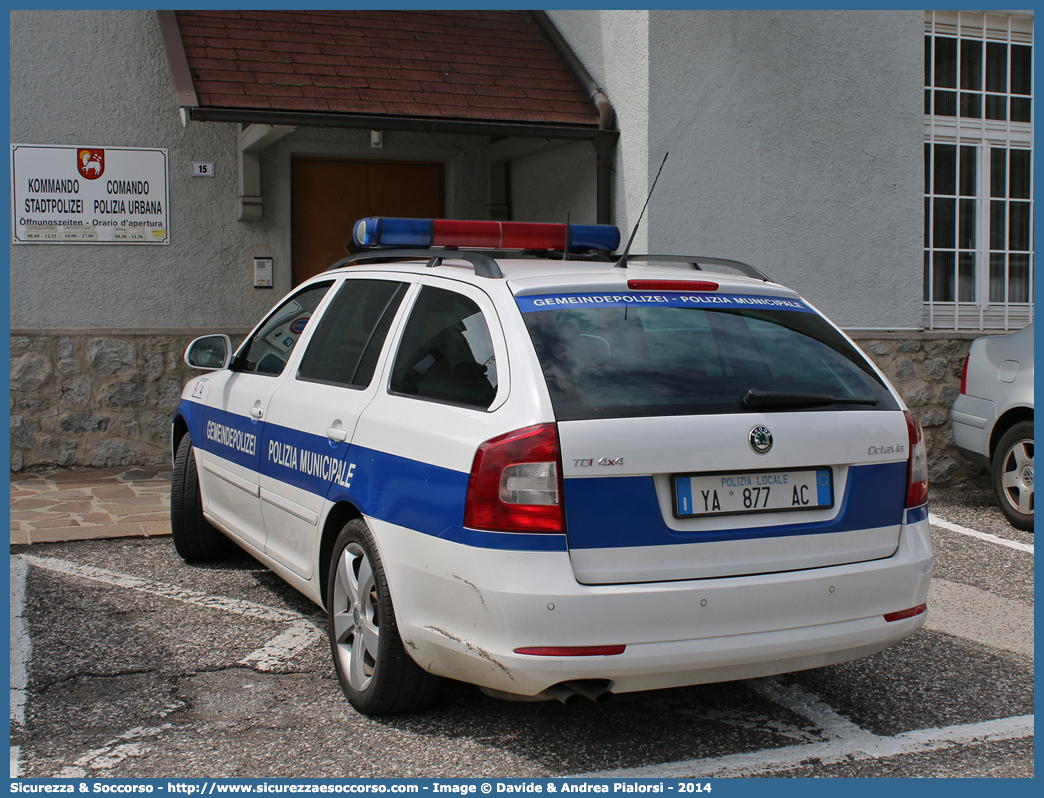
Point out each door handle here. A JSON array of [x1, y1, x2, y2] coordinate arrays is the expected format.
[[250, 403, 264, 420], [327, 426, 348, 443]]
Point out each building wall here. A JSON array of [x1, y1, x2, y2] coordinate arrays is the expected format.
[[9, 10, 986, 488], [9, 328, 249, 471], [251, 125, 488, 301], [10, 10, 491, 329], [9, 9, 497, 472], [510, 142, 597, 224], [7, 328, 990, 489], [549, 10, 925, 330], [648, 10, 925, 331], [849, 332, 986, 488], [542, 9, 651, 249], [11, 10, 265, 330]]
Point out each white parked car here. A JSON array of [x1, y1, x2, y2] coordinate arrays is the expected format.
[[172, 218, 934, 714], [951, 323, 1034, 531]]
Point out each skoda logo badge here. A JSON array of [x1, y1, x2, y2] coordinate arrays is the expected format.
[[749, 426, 773, 455]]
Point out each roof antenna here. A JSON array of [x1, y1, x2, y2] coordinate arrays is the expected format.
[[614, 152, 668, 269], [563, 210, 571, 261]]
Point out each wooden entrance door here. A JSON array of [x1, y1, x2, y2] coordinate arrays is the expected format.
[[291, 159, 445, 285]]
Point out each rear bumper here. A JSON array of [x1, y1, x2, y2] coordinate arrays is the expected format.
[[509, 613, 923, 696], [374, 516, 934, 697], [950, 395, 996, 468]]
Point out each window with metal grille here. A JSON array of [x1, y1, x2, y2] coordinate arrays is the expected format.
[[923, 11, 1033, 330]]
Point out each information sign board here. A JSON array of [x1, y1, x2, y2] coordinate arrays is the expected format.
[[11, 144, 169, 244]]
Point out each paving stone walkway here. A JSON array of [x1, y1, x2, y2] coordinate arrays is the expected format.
[[10, 467, 172, 545]]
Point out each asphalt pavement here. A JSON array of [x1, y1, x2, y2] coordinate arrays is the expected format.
[[9, 471, 1034, 779]]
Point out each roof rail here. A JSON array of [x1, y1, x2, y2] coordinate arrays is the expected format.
[[325, 249, 769, 283], [328, 248, 505, 279], [623, 254, 771, 282]]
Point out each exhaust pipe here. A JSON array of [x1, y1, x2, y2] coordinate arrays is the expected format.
[[563, 680, 613, 704], [480, 680, 613, 706], [544, 684, 586, 706], [479, 685, 583, 705]]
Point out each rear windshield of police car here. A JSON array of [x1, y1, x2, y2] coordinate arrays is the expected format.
[[520, 295, 898, 421]]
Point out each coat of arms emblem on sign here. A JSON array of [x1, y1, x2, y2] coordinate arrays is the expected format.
[[77, 148, 104, 179]]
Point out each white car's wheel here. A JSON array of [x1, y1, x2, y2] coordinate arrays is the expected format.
[[992, 421, 1033, 532], [170, 435, 233, 561], [327, 519, 441, 714]]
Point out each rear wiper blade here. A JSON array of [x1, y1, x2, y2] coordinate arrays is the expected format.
[[742, 389, 879, 409]]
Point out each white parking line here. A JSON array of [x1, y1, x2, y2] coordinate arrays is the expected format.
[[239, 617, 325, 671], [15, 549, 1032, 778], [929, 514, 1034, 554], [10, 557, 30, 725], [10, 556, 31, 778], [582, 678, 1034, 778], [14, 555, 326, 778], [18, 554, 325, 670], [53, 724, 172, 778], [585, 713, 1034, 778]]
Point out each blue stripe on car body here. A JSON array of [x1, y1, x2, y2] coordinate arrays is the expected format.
[[177, 400, 916, 554], [562, 462, 908, 549]]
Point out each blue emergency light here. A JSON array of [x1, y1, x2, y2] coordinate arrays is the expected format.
[[353, 217, 620, 253]]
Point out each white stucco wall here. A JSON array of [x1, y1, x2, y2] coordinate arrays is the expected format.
[[9, 10, 489, 330], [11, 10, 263, 329], [647, 10, 925, 329], [549, 9, 925, 329], [536, 9, 651, 248], [510, 142, 597, 224], [12, 10, 925, 332]]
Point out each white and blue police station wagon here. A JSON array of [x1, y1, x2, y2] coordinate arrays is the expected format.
[[172, 217, 933, 715]]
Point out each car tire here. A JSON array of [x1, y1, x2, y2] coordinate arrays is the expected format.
[[327, 518, 442, 715], [992, 421, 1034, 532], [170, 435, 234, 561]]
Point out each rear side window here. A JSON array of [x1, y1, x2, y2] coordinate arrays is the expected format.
[[390, 287, 498, 409], [298, 279, 407, 388], [521, 295, 898, 421]]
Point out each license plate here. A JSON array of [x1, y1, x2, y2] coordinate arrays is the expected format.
[[674, 468, 833, 518]]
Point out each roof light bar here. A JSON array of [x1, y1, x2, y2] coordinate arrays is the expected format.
[[353, 217, 620, 253]]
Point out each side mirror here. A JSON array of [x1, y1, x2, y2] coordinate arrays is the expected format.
[[185, 334, 232, 371]]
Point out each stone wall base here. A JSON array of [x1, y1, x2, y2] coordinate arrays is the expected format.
[[10, 329, 247, 472], [847, 330, 990, 490], [11, 328, 993, 489]]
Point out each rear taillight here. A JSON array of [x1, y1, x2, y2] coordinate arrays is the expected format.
[[960, 353, 970, 395], [464, 424, 564, 533], [904, 411, 929, 508]]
